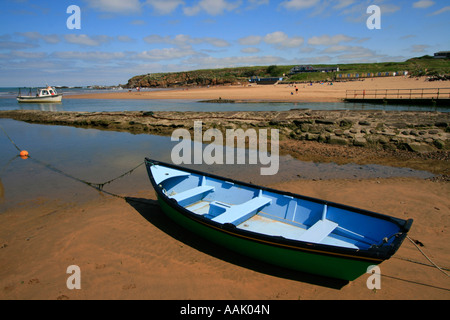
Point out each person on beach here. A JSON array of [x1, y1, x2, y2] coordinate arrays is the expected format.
[[295, 85, 298, 94]]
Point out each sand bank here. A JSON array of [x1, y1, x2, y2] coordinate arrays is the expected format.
[[0, 177, 449, 300], [66, 77, 450, 103]]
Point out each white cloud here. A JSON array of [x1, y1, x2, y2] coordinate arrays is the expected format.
[[308, 34, 356, 46], [411, 44, 431, 53], [248, 0, 269, 5], [183, 0, 242, 16], [241, 47, 260, 53], [246, 0, 269, 9], [280, 0, 320, 10], [321, 45, 374, 57], [238, 32, 304, 50], [264, 31, 288, 44], [52, 51, 127, 61], [333, 0, 356, 10], [117, 36, 135, 43], [413, 1, 435, 9], [381, 3, 401, 14], [336, 47, 379, 61], [182, 54, 290, 69], [203, 38, 230, 47], [146, 0, 184, 14], [238, 35, 262, 46], [322, 45, 353, 53], [430, 6, 450, 15], [263, 31, 304, 48], [143, 34, 230, 48], [0, 40, 37, 50], [83, 0, 142, 14], [11, 51, 47, 59], [131, 20, 146, 25], [135, 47, 196, 61], [18, 32, 60, 44], [64, 34, 112, 47]]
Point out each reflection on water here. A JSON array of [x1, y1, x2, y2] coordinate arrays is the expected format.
[[17, 103, 62, 112], [0, 119, 435, 212]]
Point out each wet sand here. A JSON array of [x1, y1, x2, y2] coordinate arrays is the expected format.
[[0, 178, 449, 300]]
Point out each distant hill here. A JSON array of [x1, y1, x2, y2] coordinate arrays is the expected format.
[[125, 56, 450, 88]]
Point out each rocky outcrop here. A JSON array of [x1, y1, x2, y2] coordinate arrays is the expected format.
[[1, 109, 448, 155], [126, 70, 251, 88], [126, 73, 241, 88], [286, 110, 449, 153], [125, 66, 275, 88]]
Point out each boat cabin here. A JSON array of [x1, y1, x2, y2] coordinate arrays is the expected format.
[[37, 87, 57, 97]]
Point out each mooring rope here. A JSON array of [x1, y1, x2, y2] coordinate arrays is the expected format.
[[0, 124, 145, 200], [29, 156, 144, 195], [0, 125, 21, 152], [405, 235, 449, 277], [394, 256, 450, 272]]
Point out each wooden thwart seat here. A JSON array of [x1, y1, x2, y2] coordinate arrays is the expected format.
[[297, 219, 338, 243], [170, 185, 215, 203], [212, 196, 272, 226]]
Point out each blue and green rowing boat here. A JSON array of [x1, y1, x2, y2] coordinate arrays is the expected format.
[[145, 158, 412, 281]]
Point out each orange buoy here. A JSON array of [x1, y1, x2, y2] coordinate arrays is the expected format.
[[20, 150, 29, 159]]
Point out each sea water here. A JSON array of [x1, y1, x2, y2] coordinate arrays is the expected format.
[[0, 118, 435, 212]]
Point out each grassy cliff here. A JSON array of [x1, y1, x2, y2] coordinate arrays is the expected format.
[[125, 56, 450, 88]]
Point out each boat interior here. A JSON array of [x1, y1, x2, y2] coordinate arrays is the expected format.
[[151, 164, 401, 250]]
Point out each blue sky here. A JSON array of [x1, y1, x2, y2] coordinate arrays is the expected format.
[[1, 0, 449, 86]]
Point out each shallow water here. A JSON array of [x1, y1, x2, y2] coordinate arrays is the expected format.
[[1, 95, 449, 113], [0, 118, 434, 212]]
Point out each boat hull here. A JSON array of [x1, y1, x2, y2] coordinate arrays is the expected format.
[[17, 94, 63, 103], [145, 159, 412, 281], [157, 195, 377, 281]]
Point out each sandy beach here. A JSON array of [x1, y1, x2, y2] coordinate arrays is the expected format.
[[1, 75, 449, 301], [0, 177, 449, 300], [66, 76, 450, 103]]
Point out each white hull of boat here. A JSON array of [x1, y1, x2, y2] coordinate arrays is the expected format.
[[17, 94, 63, 103]]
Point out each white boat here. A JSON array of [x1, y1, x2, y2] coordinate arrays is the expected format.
[[17, 86, 63, 103]]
